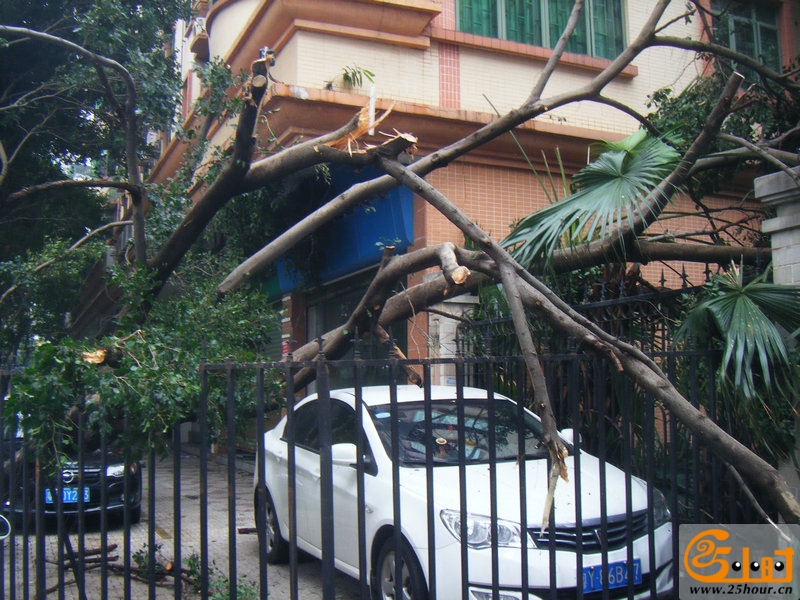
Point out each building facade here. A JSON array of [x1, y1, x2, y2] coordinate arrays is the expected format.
[[148, 0, 798, 378]]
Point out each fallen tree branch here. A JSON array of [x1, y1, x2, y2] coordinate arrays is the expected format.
[[7, 178, 139, 202]]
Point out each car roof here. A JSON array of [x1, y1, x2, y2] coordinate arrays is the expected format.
[[327, 385, 508, 408]]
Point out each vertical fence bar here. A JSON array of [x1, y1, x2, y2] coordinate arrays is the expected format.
[[594, 357, 609, 600], [569, 355, 584, 600], [55, 434, 65, 600], [515, 356, 529, 596], [667, 355, 680, 572], [0, 381, 8, 600], [454, 358, 469, 600], [316, 357, 335, 600], [283, 360, 298, 600], [645, 388, 657, 599], [76, 410, 87, 598], [100, 414, 109, 600], [172, 420, 183, 600], [485, 358, 500, 600], [22, 443, 31, 600], [706, 349, 721, 522], [352, 351, 370, 600], [622, 379, 634, 599], [254, 367, 268, 600], [34, 448, 44, 599], [122, 413, 132, 600], [199, 364, 210, 599], [147, 448, 157, 600], [689, 355, 701, 524], [225, 364, 238, 600], [422, 364, 436, 600], [388, 363, 403, 600]]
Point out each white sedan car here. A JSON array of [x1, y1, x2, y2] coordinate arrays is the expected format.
[[255, 385, 673, 599]]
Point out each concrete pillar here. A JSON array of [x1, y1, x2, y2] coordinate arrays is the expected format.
[[756, 166, 800, 285], [756, 165, 800, 505]]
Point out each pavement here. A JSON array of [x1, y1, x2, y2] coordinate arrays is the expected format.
[[2, 450, 362, 599]]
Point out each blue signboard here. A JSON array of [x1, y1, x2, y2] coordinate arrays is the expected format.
[[274, 165, 413, 293]]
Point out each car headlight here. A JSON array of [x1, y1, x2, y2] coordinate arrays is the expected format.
[[440, 509, 534, 549], [106, 464, 126, 478], [650, 488, 671, 528], [106, 463, 137, 478]]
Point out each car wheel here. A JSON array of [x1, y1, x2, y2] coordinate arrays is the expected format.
[[257, 490, 289, 564], [373, 537, 428, 600]]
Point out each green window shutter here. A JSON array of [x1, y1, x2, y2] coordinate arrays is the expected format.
[[730, 15, 756, 57], [758, 24, 780, 70], [506, 0, 542, 45], [548, 0, 588, 55], [459, 0, 499, 38], [591, 0, 624, 60]]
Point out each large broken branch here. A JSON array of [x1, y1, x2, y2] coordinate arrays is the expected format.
[[374, 156, 572, 526]]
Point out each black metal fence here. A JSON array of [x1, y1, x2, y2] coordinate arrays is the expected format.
[[0, 342, 770, 599]]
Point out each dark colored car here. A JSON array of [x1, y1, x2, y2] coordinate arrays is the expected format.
[[2, 428, 142, 524]]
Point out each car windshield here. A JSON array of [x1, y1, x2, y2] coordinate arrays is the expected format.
[[367, 398, 547, 465]]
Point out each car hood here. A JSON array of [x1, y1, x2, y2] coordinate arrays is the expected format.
[[397, 452, 648, 526]]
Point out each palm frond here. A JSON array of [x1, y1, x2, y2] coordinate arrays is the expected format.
[[503, 130, 680, 270], [676, 266, 800, 401]]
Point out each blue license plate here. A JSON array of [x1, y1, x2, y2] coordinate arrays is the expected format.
[[583, 559, 642, 593], [44, 487, 90, 504]]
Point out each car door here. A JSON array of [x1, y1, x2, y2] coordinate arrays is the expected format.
[[286, 400, 324, 551], [286, 398, 362, 570], [328, 400, 361, 572]]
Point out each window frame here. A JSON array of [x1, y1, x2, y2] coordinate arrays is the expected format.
[[456, 0, 626, 61], [284, 398, 377, 475], [711, 0, 781, 71], [286, 398, 361, 451]]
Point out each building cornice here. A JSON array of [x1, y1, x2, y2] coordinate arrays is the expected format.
[[256, 83, 623, 171], [209, 0, 441, 75]]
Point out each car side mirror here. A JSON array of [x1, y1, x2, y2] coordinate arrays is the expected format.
[[331, 443, 359, 467]]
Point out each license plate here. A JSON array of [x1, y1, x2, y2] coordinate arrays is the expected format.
[[583, 559, 642, 593], [44, 487, 90, 504]]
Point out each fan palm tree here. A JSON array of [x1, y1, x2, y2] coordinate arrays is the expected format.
[[502, 129, 680, 271], [676, 264, 800, 402], [504, 129, 800, 405]]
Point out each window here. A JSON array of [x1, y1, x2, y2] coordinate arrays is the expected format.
[[288, 399, 358, 450], [712, 1, 781, 72], [368, 398, 548, 465], [457, 0, 625, 60]]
